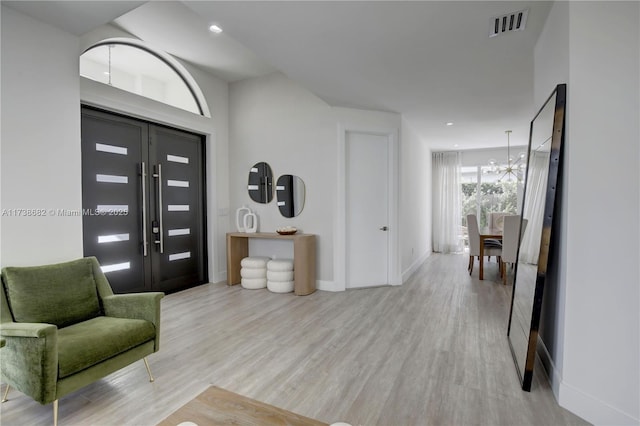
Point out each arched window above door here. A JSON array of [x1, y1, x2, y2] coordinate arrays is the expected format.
[[80, 39, 209, 117]]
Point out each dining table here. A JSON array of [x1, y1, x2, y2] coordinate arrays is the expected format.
[[479, 229, 503, 280]]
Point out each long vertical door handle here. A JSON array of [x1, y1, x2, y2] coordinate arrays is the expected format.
[[141, 162, 148, 256], [154, 164, 164, 253]]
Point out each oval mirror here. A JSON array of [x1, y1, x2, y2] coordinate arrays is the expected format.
[[247, 162, 273, 203], [276, 175, 306, 218]]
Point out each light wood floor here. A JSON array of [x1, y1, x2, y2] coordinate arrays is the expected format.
[[0, 254, 588, 426]]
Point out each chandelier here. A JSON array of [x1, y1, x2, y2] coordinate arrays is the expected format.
[[484, 130, 526, 182]]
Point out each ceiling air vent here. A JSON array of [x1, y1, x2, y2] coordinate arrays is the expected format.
[[489, 9, 529, 38]]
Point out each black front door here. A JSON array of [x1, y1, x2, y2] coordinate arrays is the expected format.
[[81, 107, 207, 293]]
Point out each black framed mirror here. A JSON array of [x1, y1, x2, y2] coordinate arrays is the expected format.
[[247, 162, 273, 203], [507, 84, 566, 391], [276, 174, 306, 218]]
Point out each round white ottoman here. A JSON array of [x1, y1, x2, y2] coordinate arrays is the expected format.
[[266, 259, 294, 272], [266, 259, 294, 293], [241, 268, 267, 279], [267, 280, 294, 293], [241, 277, 267, 289], [266, 270, 294, 282], [240, 257, 270, 290], [240, 256, 270, 268]]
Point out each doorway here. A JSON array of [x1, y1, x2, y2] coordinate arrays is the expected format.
[[81, 107, 207, 293], [338, 128, 402, 291], [343, 130, 396, 289]]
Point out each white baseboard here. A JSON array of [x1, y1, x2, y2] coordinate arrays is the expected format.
[[402, 250, 431, 282], [559, 380, 639, 426], [537, 339, 562, 400], [213, 274, 340, 293], [316, 280, 342, 292], [538, 339, 639, 425], [314, 248, 429, 292]]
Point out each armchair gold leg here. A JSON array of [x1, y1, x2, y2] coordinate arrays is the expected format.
[[1, 385, 10, 402], [53, 399, 58, 426], [143, 357, 155, 382]]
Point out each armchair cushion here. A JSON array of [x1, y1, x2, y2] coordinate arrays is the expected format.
[[57, 316, 156, 378], [2, 259, 101, 328]]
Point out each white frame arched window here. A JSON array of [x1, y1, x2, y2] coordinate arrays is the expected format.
[[80, 38, 210, 117]]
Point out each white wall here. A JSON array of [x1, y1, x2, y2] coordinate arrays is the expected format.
[[1, 6, 83, 266], [533, 0, 570, 398], [534, 2, 570, 109], [399, 118, 431, 280], [562, 2, 639, 424], [535, 2, 640, 424], [229, 72, 336, 284], [1, 5, 3, 266], [229, 72, 422, 289]]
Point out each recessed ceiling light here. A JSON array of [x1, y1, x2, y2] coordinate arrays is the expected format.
[[209, 24, 223, 34], [446, 122, 454, 126], [103, 71, 110, 75], [454, 144, 459, 147]]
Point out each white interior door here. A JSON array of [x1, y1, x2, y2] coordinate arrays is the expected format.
[[346, 131, 389, 288]]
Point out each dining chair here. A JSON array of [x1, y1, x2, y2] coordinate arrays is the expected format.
[[466, 214, 502, 275], [488, 212, 510, 233], [486, 213, 518, 245], [500, 216, 528, 285]]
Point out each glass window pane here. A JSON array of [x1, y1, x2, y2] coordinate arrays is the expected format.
[[460, 166, 479, 251], [101, 262, 131, 273], [169, 251, 191, 261], [460, 164, 523, 252], [168, 228, 190, 237], [80, 44, 200, 115], [479, 181, 519, 230]]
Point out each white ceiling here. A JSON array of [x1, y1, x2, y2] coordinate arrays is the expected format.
[[111, 1, 276, 82], [4, 1, 553, 151], [3, 1, 145, 36]]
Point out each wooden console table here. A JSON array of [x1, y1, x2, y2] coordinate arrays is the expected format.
[[226, 232, 317, 295]]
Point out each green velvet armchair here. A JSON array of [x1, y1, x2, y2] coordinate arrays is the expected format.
[[0, 257, 164, 425]]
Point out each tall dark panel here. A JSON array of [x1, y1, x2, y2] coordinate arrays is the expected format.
[[148, 125, 206, 292], [81, 107, 207, 293]]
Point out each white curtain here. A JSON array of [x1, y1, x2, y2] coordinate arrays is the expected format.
[[519, 151, 549, 264], [432, 151, 462, 253]]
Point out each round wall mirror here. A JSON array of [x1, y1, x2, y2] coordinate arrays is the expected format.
[[247, 162, 273, 203], [276, 175, 306, 218]]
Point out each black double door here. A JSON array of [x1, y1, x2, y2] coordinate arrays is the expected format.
[[81, 107, 207, 293]]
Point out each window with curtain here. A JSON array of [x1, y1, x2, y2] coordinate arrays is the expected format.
[[518, 150, 549, 264], [432, 151, 462, 253], [461, 166, 520, 249]]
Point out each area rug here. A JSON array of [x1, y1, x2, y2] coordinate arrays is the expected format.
[[157, 386, 328, 426]]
